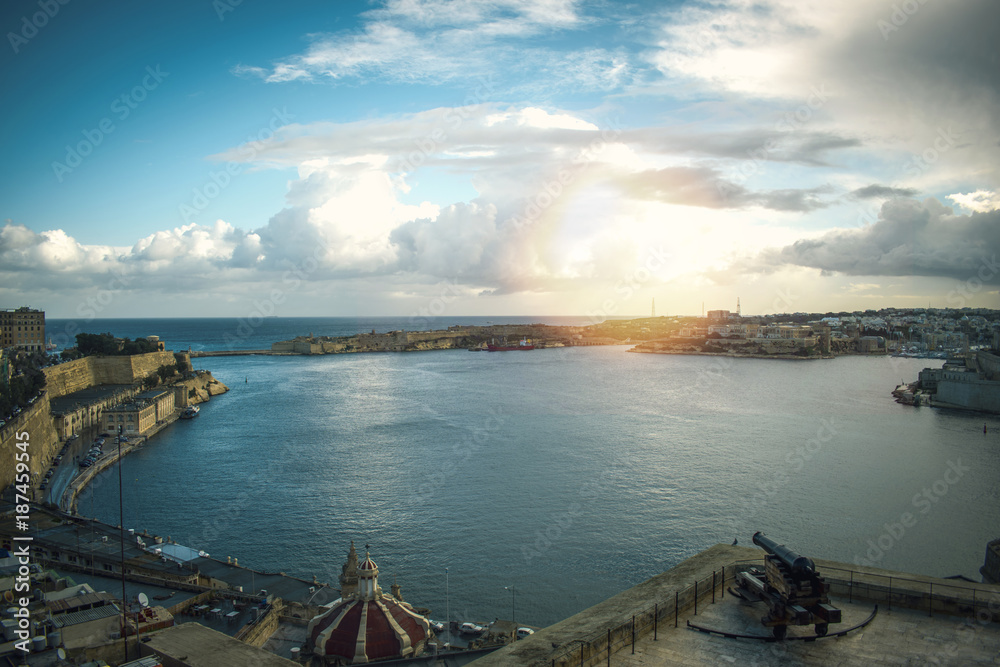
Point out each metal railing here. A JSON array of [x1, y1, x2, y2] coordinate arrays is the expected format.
[[550, 560, 1000, 667]]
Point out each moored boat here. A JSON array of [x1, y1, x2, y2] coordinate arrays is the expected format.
[[486, 337, 534, 351], [180, 405, 200, 419]]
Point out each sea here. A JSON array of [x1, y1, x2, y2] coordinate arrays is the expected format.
[[50, 317, 1000, 628]]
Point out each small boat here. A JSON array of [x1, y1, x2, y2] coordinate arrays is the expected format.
[[486, 337, 534, 352], [181, 406, 200, 419]]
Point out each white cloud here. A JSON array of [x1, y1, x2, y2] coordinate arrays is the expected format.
[[237, 0, 588, 87], [947, 190, 1000, 214]]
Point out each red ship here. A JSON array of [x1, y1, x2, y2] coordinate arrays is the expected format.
[[486, 337, 534, 351]]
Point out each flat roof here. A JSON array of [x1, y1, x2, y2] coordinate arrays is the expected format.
[[49, 384, 134, 414], [616, 593, 999, 666], [473, 545, 1000, 666], [51, 603, 120, 628], [141, 622, 299, 666], [189, 557, 329, 604]]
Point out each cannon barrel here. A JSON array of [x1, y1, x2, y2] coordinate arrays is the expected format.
[[753, 532, 816, 574]]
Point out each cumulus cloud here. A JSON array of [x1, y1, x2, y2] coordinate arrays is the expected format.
[[745, 198, 1000, 282], [947, 190, 1000, 214], [649, 0, 1000, 184], [0, 224, 122, 278]]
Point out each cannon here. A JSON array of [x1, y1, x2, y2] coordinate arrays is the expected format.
[[735, 532, 842, 638]]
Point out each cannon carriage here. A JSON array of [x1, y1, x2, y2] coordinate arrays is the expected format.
[[735, 531, 842, 639]]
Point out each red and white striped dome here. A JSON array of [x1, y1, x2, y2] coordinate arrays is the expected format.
[[308, 596, 430, 663]]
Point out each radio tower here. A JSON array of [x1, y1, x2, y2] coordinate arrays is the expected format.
[[737, 297, 741, 317], [651, 298, 655, 318]]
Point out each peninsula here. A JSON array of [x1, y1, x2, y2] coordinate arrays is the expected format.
[[262, 310, 901, 359]]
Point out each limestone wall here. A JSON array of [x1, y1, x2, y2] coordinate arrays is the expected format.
[[43, 357, 98, 398], [44, 351, 181, 398], [238, 601, 283, 648], [978, 350, 1000, 381], [935, 376, 1000, 414], [0, 393, 59, 492], [173, 371, 229, 407]]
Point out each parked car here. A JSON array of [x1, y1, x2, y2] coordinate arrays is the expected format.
[[517, 627, 534, 638]]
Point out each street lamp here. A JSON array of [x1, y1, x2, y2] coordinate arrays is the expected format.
[[504, 585, 515, 626], [445, 567, 450, 642], [116, 424, 128, 661]]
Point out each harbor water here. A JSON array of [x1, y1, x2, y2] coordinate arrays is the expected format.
[[61, 318, 1000, 628]]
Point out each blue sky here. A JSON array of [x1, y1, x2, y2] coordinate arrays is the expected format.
[[2, 0, 998, 318]]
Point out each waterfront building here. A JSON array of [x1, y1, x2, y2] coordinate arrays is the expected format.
[[0, 306, 45, 352], [306, 545, 431, 663], [102, 398, 157, 435], [137, 388, 176, 423]]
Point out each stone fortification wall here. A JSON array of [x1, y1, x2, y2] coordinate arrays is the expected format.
[[42, 357, 98, 398], [44, 351, 181, 398], [935, 375, 1000, 414], [633, 336, 824, 357], [0, 393, 59, 491], [174, 371, 229, 407], [977, 350, 1000, 381]]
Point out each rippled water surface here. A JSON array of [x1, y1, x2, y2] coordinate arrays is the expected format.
[[67, 318, 1000, 627]]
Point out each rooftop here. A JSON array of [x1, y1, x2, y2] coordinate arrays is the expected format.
[[140, 622, 299, 666], [472, 544, 1000, 667]]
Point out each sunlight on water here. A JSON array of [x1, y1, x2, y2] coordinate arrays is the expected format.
[[75, 339, 999, 627]]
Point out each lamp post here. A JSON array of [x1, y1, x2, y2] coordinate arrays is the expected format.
[[505, 585, 515, 627], [445, 567, 450, 644], [117, 424, 128, 661]]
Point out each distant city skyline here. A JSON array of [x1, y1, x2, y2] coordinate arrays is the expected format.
[[2, 0, 998, 318]]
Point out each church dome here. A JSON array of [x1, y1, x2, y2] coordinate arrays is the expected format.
[[308, 546, 431, 663], [360, 554, 378, 572], [308, 596, 429, 663]]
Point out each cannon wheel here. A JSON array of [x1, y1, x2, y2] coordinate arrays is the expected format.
[[815, 624, 828, 636], [772, 625, 787, 640]]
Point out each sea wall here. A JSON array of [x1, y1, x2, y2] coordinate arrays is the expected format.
[[631, 336, 828, 358], [0, 392, 59, 491], [44, 351, 181, 398], [977, 350, 1000, 380], [174, 370, 230, 407], [934, 375, 1000, 414]]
